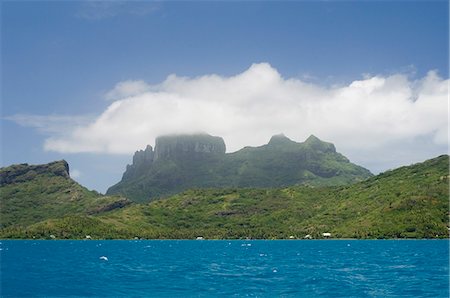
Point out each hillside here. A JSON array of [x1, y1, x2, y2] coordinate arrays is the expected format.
[[97, 155, 449, 239], [0, 160, 131, 229], [107, 134, 372, 202], [1, 155, 447, 239]]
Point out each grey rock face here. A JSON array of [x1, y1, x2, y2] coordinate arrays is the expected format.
[[153, 134, 226, 161], [121, 134, 226, 182], [132, 145, 154, 165]]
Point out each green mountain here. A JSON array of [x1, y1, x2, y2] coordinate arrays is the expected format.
[[107, 134, 372, 202], [0, 160, 131, 230], [98, 155, 449, 239], [1, 155, 448, 239]]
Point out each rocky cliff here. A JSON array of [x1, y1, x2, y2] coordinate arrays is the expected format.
[[107, 133, 373, 202], [121, 134, 225, 182], [133, 145, 154, 165], [122, 145, 155, 181], [0, 160, 70, 186], [153, 134, 226, 160]]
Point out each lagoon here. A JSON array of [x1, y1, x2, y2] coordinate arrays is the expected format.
[[1, 240, 448, 297]]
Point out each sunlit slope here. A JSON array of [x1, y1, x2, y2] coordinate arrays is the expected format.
[[1, 155, 447, 239], [0, 160, 131, 229], [100, 155, 448, 239]]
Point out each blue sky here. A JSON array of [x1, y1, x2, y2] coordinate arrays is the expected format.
[[1, 1, 448, 192]]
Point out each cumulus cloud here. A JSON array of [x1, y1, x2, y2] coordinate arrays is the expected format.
[[43, 63, 448, 155], [8, 63, 447, 171], [105, 80, 151, 101]]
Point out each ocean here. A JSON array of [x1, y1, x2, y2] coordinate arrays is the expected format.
[[1, 240, 448, 297]]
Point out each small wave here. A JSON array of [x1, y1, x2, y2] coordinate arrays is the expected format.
[[388, 265, 415, 269]]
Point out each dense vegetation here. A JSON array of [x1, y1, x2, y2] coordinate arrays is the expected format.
[[1, 156, 448, 239], [107, 134, 372, 202], [0, 161, 131, 229]]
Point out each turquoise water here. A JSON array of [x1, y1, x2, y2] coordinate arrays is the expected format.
[[1, 240, 448, 297]]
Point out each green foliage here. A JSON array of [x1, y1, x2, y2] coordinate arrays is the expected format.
[[0, 162, 131, 229], [101, 155, 450, 239], [0, 216, 133, 239], [1, 155, 448, 240]]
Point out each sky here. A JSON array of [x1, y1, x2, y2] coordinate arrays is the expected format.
[[1, 1, 448, 193]]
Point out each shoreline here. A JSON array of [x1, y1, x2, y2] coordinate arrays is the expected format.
[[2, 238, 449, 241]]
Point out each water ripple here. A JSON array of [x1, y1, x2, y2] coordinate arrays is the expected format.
[[1, 240, 448, 297]]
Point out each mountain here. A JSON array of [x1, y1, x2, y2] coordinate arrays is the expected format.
[[1, 155, 447, 239], [0, 160, 131, 229], [92, 154, 450, 239], [107, 133, 372, 202]]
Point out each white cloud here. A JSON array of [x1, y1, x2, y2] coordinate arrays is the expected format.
[[70, 169, 82, 179], [8, 63, 448, 172], [105, 80, 151, 101], [5, 114, 93, 135]]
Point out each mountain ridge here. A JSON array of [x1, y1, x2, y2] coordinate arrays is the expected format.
[[1, 155, 447, 239], [107, 133, 372, 202]]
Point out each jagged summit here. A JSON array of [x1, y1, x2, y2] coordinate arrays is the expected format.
[[265, 134, 300, 151], [304, 134, 336, 153], [305, 134, 320, 142], [107, 133, 373, 202], [132, 145, 154, 165], [121, 134, 226, 182], [268, 133, 292, 144], [154, 134, 225, 160], [130, 134, 226, 164]]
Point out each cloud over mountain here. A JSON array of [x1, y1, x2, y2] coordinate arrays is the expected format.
[[9, 63, 447, 171]]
